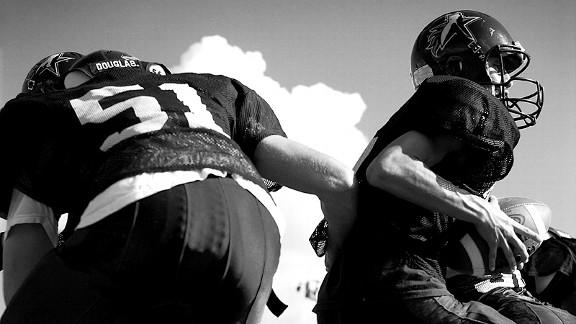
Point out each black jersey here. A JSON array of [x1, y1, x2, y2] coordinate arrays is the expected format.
[[315, 76, 520, 310], [0, 69, 286, 215], [357, 75, 520, 194], [353, 76, 520, 251], [312, 76, 520, 258]]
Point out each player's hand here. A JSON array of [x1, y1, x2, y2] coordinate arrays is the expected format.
[[320, 201, 352, 270], [318, 176, 358, 270], [324, 238, 337, 270], [320, 191, 358, 269], [474, 195, 540, 272]]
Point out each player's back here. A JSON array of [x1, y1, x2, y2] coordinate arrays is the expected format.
[[0, 70, 269, 214]]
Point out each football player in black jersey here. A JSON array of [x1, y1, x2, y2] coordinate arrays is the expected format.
[[311, 10, 574, 324], [0, 50, 358, 324], [0, 51, 84, 303]]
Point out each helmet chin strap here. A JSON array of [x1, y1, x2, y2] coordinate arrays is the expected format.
[[64, 70, 92, 89]]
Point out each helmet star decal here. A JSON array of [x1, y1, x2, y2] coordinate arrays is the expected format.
[[425, 12, 481, 58], [35, 52, 77, 77]]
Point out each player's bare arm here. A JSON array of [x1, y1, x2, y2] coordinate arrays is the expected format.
[[253, 135, 358, 262], [3, 190, 57, 305], [365, 130, 539, 271]]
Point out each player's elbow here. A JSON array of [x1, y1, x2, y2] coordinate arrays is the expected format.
[[365, 147, 402, 189]]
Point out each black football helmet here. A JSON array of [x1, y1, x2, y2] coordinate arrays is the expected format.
[[21, 52, 84, 94], [411, 10, 543, 129], [65, 49, 171, 81]]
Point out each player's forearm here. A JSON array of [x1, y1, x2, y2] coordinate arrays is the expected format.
[[365, 144, 492, 226], [3, 224, 54, 305], [254, 135, 357, 201]]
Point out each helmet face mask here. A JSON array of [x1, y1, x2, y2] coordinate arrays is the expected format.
[[482, 45, 543, 129], [410, 10, 544, 129]]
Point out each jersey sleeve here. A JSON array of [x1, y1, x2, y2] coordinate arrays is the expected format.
[[233, 83, 287, 159], [356, 76, 520, 194], [413, 76, 520, 185], [0, 93, 82, 213], [410, 76, 519, 151], [0, 99, 29, 217]]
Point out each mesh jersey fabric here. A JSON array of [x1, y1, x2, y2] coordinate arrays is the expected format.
[[314, 75, 520, 312], [0, 69, 286, 219]]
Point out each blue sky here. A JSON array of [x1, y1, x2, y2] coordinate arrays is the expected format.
[[1, 1, 575, 322]]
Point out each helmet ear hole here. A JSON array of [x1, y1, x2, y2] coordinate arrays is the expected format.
[[64, 70, 92, 89], [445, 57, 464, 76]]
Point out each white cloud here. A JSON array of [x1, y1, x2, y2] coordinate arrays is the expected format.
[[171, 35, 367, 165], [172, 35, 368, 323], [172, 35, 270, 89]]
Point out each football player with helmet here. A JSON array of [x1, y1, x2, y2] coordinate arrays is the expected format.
[[312, 10, 573, 323], [0, 50, 357, 324], [0, 51, 84, 304]]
